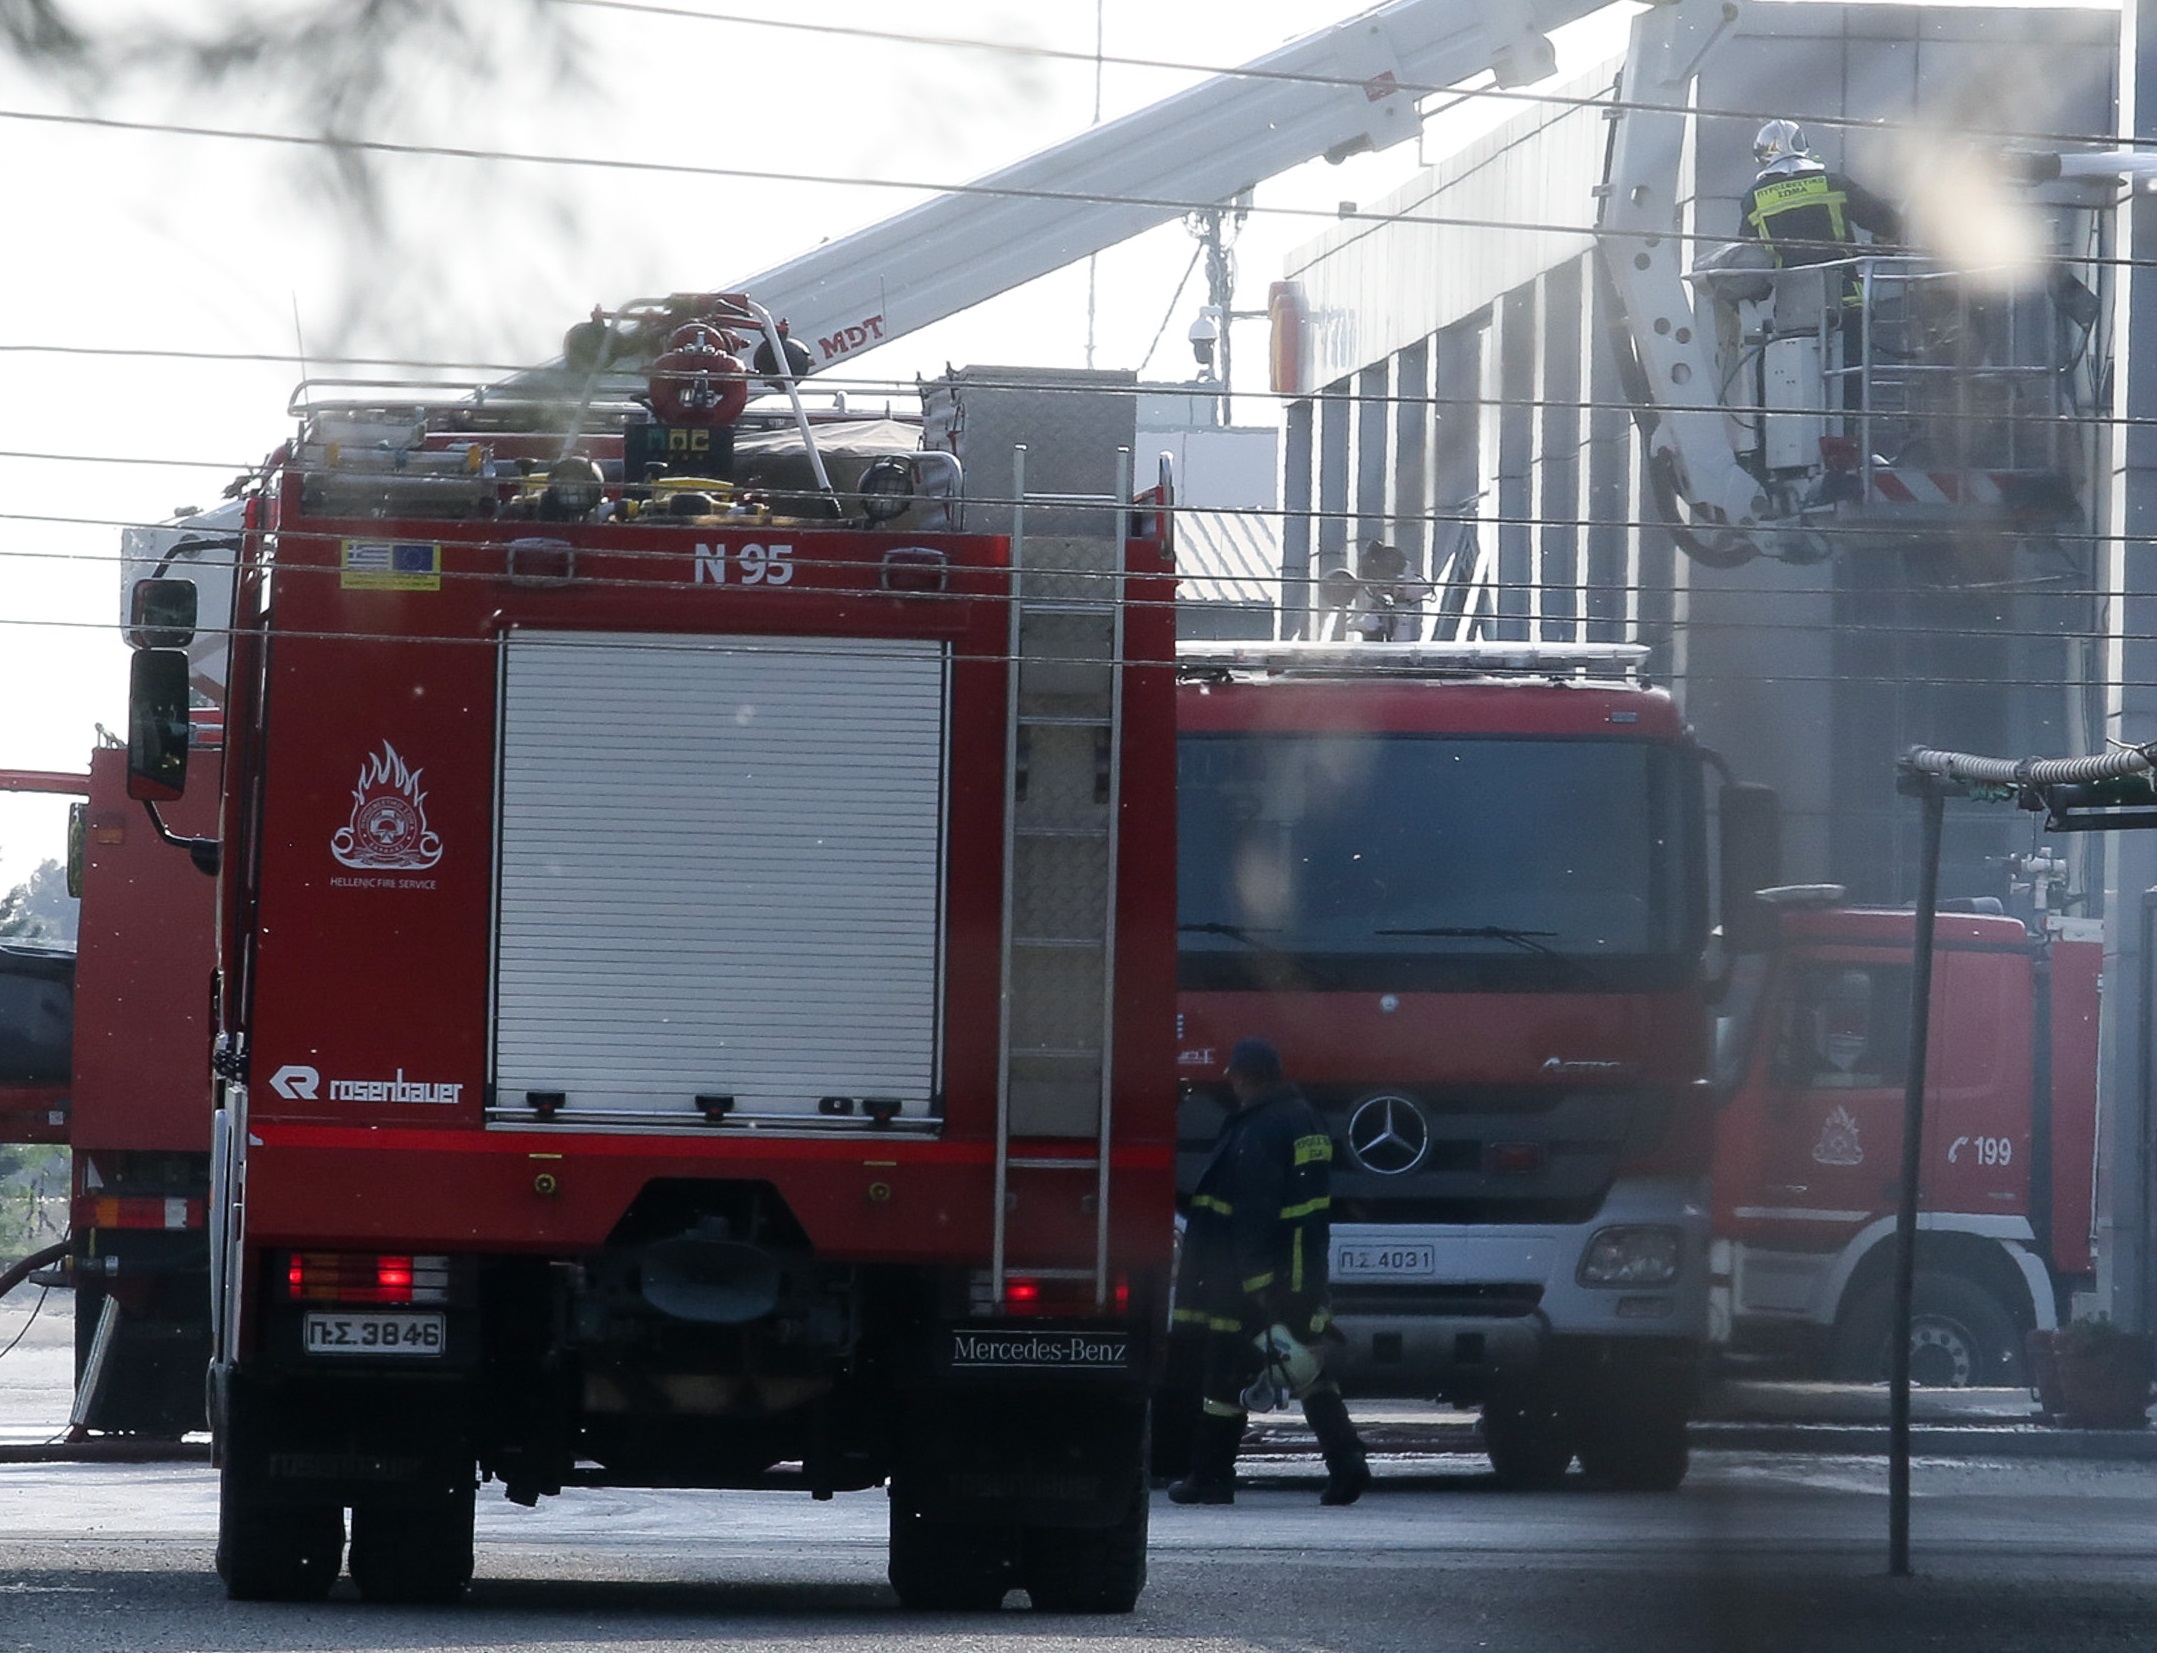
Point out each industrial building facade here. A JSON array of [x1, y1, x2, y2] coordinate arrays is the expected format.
[[1270, 3, 2117, 906]]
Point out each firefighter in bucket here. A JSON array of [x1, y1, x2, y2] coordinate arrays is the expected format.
[[1168, 1038, 1370, 1506]]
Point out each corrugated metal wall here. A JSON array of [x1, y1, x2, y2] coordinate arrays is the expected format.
[[1273, 4, 2117, 905]]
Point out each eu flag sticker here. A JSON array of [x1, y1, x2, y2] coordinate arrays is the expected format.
[[342, 540, 442, 591]]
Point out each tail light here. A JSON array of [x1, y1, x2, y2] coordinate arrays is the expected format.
[[286, 1252, 450, 1305], [973, 1270, 1131, 1316]]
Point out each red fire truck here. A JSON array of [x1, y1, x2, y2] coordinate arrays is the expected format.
[[121, 294, 1178, 1608], [0, 753, 218, 1437], [1710, 894, 2101, 1387], [1173, 639, 1768, 1490]]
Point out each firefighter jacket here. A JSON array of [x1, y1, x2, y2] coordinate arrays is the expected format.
[[1740, 164, 1901, 270], [1174, 1083, 1335, 1342]]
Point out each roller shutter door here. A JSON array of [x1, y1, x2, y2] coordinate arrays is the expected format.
[[495, 632, 947, 1126]]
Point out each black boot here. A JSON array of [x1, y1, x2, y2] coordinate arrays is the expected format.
[[1303, 1387, 1371, 1506], [1167, 1409, 1243, 1505]]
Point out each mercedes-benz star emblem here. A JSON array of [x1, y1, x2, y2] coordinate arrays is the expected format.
[[1346, 1094, 1429, 1176]]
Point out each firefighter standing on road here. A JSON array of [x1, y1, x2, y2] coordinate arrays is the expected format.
[[1169, 1038, 1370, 1507]]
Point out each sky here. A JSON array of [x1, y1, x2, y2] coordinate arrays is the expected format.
[[0, 0, 1629, 888], [12, 0, 2073, 890]]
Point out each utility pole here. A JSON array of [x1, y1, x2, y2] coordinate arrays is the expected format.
[[2100, 0, 2157, 1333], [1187, 193, 1254, 424]]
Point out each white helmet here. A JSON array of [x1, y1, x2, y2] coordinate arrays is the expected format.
[[1240, 1323, 1324, 1412], [1754, 119, 1810, 167]]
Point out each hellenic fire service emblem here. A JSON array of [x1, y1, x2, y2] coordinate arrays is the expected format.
[[1812, 1105, 1865, 1167], [331, 741, 443, 870]]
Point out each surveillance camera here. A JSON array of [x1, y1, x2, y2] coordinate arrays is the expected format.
[[1187, 310, 1220, 369]]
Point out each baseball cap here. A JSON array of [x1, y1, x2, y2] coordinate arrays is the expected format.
[[1224, 1037, 1284, 1083]]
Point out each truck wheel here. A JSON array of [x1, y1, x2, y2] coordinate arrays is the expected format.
[[1830, 1272, 2026, 1388], [348, 1478, 476, 1605], [1576, 1409, 1690, 1491], [1479, 1403, 1573, 1490], [888, 1488, 1015, 1611], [215, 1468, 343, 1602], [1021, 1482, 1148, 1613]]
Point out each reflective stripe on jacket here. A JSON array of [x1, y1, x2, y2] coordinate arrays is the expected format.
[[1744, 170, 1851, 257], [1174, 1083, 1335, 1339]]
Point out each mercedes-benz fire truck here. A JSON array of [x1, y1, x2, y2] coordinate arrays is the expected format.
[[123, 293, 1177, 1609], [1174, 639, 1769, 1490]]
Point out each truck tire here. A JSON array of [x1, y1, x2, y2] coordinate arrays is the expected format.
[[1021, 1482, 1148, 1613], [1576, 1409, 1690, 1492], [1479, 1403, 1573, 1490], [348, 1478, 476, 1605], [215, 1469, 343, 1602], [1830, 1271, 2026, 1388], [888, 1488, 1015, 1611]]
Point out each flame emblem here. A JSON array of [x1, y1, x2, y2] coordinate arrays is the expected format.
[[1812, 1105, 1865, 1168], [331, 741, 443, 870]]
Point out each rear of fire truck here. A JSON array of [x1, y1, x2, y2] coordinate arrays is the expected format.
[[123, 295, 1176, 1608], [1176, 641, 1760, 1490]]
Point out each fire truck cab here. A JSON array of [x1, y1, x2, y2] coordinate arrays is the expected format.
[[1710, 895, 2102, 1385], [1174, 639, 1770, 1490]]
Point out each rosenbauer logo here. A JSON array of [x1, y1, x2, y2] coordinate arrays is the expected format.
[[266, 1064, 462, 1105], [331, 742, 443, 871], [947, 1330, 1131, 1371]]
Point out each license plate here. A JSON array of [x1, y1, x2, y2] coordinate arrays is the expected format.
[[1333, 1243, 1438, 1280], [303, 1311, 444, 1357]]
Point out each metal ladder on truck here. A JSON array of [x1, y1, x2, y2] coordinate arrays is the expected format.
[[990, 445, 1136, 1308]]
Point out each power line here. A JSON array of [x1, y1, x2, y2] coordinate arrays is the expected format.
[[544, 0, 2148, 157], [0, 100, 1663, 249], [0, 96, 2139, 269]]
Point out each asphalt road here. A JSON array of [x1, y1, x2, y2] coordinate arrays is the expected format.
[[7, 1450, 2157, 1652], [9, 1294, 2157, 1651]]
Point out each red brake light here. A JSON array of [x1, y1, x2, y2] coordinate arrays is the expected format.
[[286, 1252, 449, 1304], [1000, 1272, 1131, 1316]]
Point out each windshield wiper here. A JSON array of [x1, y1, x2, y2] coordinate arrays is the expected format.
[[1177, 921, 1280, 947], [1177, 921, 1344, 989], [1373, 925, 1606, 986]]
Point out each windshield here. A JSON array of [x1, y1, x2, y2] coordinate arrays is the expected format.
[[1178, 732, 1704, 992], [0, 951, 73, 1085]]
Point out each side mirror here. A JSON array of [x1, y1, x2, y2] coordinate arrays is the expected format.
[[1720, 782, 1782, 953], [126, 650, 190, 802], [127, 577, 199, 651], [66, 801, 85, 900]]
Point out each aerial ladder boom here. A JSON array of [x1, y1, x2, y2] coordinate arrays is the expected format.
[[1596, 0, 1770, 566], [579, 0, 1633, 380]]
